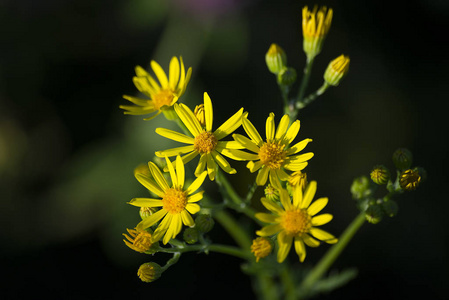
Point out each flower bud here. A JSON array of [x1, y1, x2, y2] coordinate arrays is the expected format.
[[195, 214, 215, 233], [264, 184, 280, 202], [324, 55, 350, 86], [123, 228, 156, 253], [382, 199, 399, 217], [183, 227, 199, 244], [134, 163, 151, 178], [350, 176, 372, 200], [302, 6, 333, 59], [250, 237, 273, 262], [277, 67, 297, 87], [370, 165, 390, 185], [139, 206, 156, 220], [399, 169, 421, 191], [194, 104, 206, 128], [392, 148, 413, 170], [414, 167, 427, 182], [265, 43, 287, 74], [365, 204, 383, 224], [137, 262, 162, 283]]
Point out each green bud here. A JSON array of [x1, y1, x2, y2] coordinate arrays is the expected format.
[[392, 148, 413, 170], [195, 214, 215, 233], [370, 165, 390, 185], [277, 67, 297, 87], [324, 55, 350, 86], [137, 262, 162, 283], [139, 207, 156, 220], [365, 204, 383, 224], [382, 199, 399, 217], [350, 176, 372, 200], [265, 43, 287, 74], [183, 227, 199, 244], [264, 184, 280, 202]]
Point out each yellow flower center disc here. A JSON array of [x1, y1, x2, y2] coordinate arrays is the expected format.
[[259, 142, 287, 170], [153, 89, 175, 110], [194, 131, 218, 154], [162, 188, 187, 214], [281, 209, 311, 236]]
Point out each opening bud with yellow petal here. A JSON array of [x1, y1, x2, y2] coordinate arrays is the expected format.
[[137, 262, 163, 283], [277, 67, 297, 87], [139, 206, 157, 220], [287, 171, 308, 194], [265, 43, 287, 74], [324, 55, 350, 86], [123, 228, 157, 254], [302, 6, 333, 59], [392, 148, 413, 171], [264, 184, 280, 202], [251, 237, 273, 262], [194, 104, 206, 128], [370, 165, 390, 185], [399, 169, 421, 191], [195, 214, 215, 233]]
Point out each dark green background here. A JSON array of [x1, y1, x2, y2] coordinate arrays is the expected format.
[[1, 0, 447, 299]]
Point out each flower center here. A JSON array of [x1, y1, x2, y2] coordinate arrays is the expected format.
[[259, 142, 287, 170], [153, 89, 175, 110], [162, 188, 187, 214], [280, 209, 311, 236], [194, 131, 218, 154]]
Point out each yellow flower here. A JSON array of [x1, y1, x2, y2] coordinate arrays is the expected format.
[[128, 156, 207, 245], [399, 169, 421, 191], [231, 113, 314, 188], [120, 56, 192, 120], [255, 182, 337, 263], [324, 55, 350, 86], [155, 92, 245, 181], [288, 171, 308, 191], [137, 262, 162, 283], [123, 228, 154, 253], [251, 237, 273, 262], [302, 6, 333, 59]]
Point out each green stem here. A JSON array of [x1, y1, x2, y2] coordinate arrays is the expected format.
[[280, 264, 297, 300], [159, 243, 250, 260], [299, 211, 366, 295], [245, 180, 259, 203], [296, 82, 330, 110], [213, 209, 252, 249], [161, 252, 181, 272], [296, 57, 315, 104]]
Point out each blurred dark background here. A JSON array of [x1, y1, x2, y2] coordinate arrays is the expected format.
[[1, 0, 448, 299]]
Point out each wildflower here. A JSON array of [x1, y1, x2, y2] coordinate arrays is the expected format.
[[139, 206, 156, 220], [265, 43, 287, 74], [128, 156, 207, 244], [288, 171, 308, 192], [370, 165, 390, 185], [255, 182, 337, 263], [194, 103, 206, 127], [120, 56, 192, 120], [155, 92, 245, 181], [302, 6, 333, 59], [232, 113, 313, 189], [251, 237, 273, 262], [399, 169, 421, 191], [323, 55, 350, 86], [137, 262, 163, 283], [123, 228, 155, 253], [264, 184, 280, 202]]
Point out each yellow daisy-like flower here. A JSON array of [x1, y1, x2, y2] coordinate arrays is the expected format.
[[128, 155, 207, 245], [255, 181, 338, 263], [155, 92, 245, 181], [120, 56, 192, 120], [302, 6, 333, 59], [231, 113, 314, 189]]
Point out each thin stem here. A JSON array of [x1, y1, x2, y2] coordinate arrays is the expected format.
[[161, 252, 181, 272], [299, 211, 366, 295], [296, 57, 315, 104], [280, 264, 297, 300], [245, 180, 259, 203], [296, 82, 330, 110], [214, 209, 252, 249], [159, 243, 250, 260]]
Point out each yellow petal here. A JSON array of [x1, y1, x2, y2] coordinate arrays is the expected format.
[[136, 208, 167, 231], [269, 169, 282, 189], [311, 214, 333, 226], [155, 128, 194, 144], [260, 197, 284, 215], [181, 210, 194, 226], [309, 227, 338, 244], [168, 56, 180, 90], [149, 162, 170, 191], [216, 140, 244, 150], [178, 57, 186, 92], [174, 103, 202, 137], [155, 145, 195, 158], [206, 153, 217, 180], [186, 172, 207, 195], [135, 174, 165, 197], [255, 212, 277, 223], [292, 186, 303, 208], [242, 115, 264, 146], [256, 223, 282, 237], [301, 181, 317, 209], [286, 138, 313, 155], [232, 133, 260, 153], [247, 160, 263, 173], [186, 203, 200, 214], [307, 197, 328, 216], [302, 233, 320, 247], [288, 152, 314, 164], [203, 92, 213, 132], [284, 161, 308, 172], [283, 120, 300, 145], [128, 198, 163, 207], [151, 60, 169, 88], [294, 237, 306, 262], [274, 114, 290, 141], [220, 148, 259, 161], [211, 150, 236, 174], [213, 108, 244, 140], [266, 112, 275, 141], [279, 189, 292, 211], [122, 95, 149, 106], [277, 231, 293, 263], [175, 155, 185, 188], [187, 191, 204, 203], [195, 154, 207, 177], [256, 166, 269, 186]]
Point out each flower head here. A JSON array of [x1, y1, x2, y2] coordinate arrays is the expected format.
[[232, 113, 313, 189], [370, 165, 390, 185], [120, 56, 192, 120], [123, 228, 155, 253], [324, 55, 350, 86], [251, 237, 273, 262], [155, 92, 245, 180], [399, 169, 421, 191], [265, 43, 287, 74], [255, 181, 337, 263], [138, 262, 162, 283], [302, 6, 333, 59], [128, 156, 207, 244], [288, 171, 308, 192]]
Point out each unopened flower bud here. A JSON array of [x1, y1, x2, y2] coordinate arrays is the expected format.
[[370, 165, 390, 185], [414, 167, 427, 182], [399, 169, 421, 191], [302, 6, 333, 59], [195, 214, 215, 233], [277, 67, 297, 87], [382, 199, 399, 217], [350, 176, 372, 200], [365, 204, 383, 224], [392, 148, 413, 170], [183, 227, 199, 244], [265, 43, 287, 74], [194, 104, 206, 128], [139, 206, 156, 220], [264, 184, 280, 202], [251, 237, 273, 262], [137, 262, 162, 283], [324, 55, 350, 86]]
